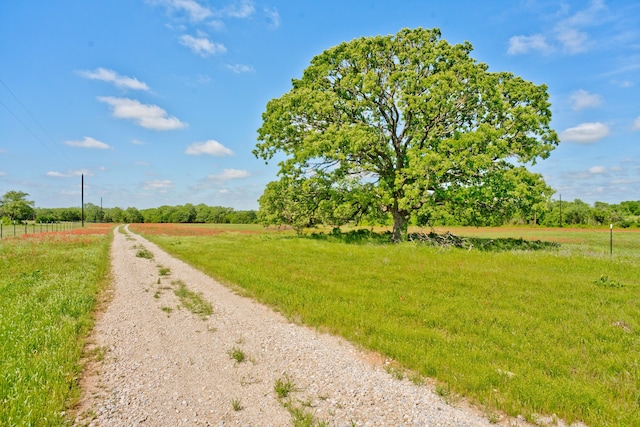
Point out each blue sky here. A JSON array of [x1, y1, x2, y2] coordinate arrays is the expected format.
[[1, 0, 639, 210]]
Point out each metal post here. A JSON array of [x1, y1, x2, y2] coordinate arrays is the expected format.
[[610, 224, 613, 257]]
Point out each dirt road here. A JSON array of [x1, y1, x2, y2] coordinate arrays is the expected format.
[[74, 225, 505, 426]]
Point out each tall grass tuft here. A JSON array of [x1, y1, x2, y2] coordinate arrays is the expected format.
[[172, 280, 213, 319]]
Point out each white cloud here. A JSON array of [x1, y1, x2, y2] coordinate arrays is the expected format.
[[264, 6, 280, 29], [143, 179, 174, 190], [603, 63, 640, 78], [64, 136, 111, 149], [588, 166, 607, 174], [207, 19, 225, 31], [560, 122, 610, 143], [186, 140, 234, 156], [615, 80, 634, 88], [47, 169, 93, 178], [196, 74, 211, 84], [554, 0, 606, 53], [77, 68, 150, 91], [556, 28, 589, 54], [611, 178, 639, 185], [131, 139, 146, 145], [570, 89, 602, 110], [151, 0, 212, 22], [561, 0, 606, 28], [0, 171, 7, 176], [216, 0, 255, 18], [508, 0, 608, 56], [46, 171, 67, 178], [97, 97, 188, 131], [226, 63, 254, 73], [207, 168, 250, 182], [179, 34, 226, 56], [507, 35, 552, 55], [193, 172, 248, 189], [634, 116, 640, 130]]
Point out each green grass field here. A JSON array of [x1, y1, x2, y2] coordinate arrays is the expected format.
[[132, 224, 640, 426], [0, 228, 112, 426]]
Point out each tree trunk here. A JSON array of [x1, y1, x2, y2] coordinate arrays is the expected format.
[[390, 208, 409, 243]]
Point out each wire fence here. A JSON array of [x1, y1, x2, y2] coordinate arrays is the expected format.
[[0, 221, 84, 239]]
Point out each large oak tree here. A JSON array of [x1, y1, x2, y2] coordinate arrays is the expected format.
[[255, 28, 558, 241]]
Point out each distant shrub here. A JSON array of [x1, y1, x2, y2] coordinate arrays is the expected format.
[[594, 275, 624, 288]]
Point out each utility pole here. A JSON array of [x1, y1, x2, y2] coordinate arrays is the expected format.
[[81, 174, 85, 228], [559, 194, 562, 228]]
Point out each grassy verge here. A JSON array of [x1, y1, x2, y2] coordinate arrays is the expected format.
[[0, 227, 112, 425], [132, 224, 640, 425]]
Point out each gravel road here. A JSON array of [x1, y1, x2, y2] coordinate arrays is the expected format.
[[73, 225, 526, 426]]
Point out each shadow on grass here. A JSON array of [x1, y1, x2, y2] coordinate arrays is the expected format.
[[464, 236, 560, 252], [307, 228, 393, 245], [307, 228, 560, 252]]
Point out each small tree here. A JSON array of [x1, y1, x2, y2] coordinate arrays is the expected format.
[[0, 190, 35, 222], [255, 28, 558, 241]]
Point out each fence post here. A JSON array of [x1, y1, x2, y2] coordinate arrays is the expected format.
[[14, 221, 16, 237], [610, 224, 613, 257], [24, 223, 27, 235]]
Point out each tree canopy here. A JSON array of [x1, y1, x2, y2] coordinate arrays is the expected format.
[[255, 28, 558, 241], [0, 190, 35, 222]]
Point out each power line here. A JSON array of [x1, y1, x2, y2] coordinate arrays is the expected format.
[[0, 78, 78, 171], [0, 97, 75, 169]]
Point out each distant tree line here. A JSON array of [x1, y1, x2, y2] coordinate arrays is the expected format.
[[417, 198, 640, 228], [33, 203, 258, 224], [0, 192, 257, 225], [1, 190, 638, 228], [536, 199, 640, 228]]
